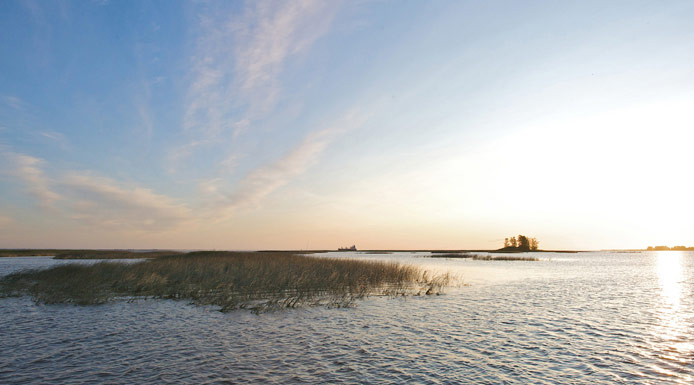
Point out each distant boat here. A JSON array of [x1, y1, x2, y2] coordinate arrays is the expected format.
[[338, 245, 357, 251]]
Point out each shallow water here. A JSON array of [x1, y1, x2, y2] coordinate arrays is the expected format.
[[1, 252, 692, 384]]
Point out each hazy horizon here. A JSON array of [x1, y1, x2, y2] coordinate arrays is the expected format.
[[1, 1, 693, 250]]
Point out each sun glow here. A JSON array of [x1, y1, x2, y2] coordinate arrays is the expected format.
[[438, 98, 694, 249]]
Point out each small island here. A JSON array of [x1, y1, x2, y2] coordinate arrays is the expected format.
[[496, 235, 539, 253]]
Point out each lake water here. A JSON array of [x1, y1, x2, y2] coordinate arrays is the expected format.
[[1, 251, 692, 384]]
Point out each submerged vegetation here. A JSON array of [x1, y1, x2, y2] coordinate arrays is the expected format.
[[428, 253, 539, 261], [470, 254, 539, 261], [0, 251, 449, 312]]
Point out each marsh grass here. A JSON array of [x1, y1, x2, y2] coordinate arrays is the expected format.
[[0, 249, 59, 257], [0, 251, 449, 312], [428, 253, 539, 261], [431, 253, 473, 258], [472, 255, 539, 261]]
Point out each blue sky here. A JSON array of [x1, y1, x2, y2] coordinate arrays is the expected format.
[[1, 0, 693, 249]]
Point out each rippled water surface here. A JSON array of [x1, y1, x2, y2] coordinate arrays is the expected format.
[[1, 252, 693, 384]]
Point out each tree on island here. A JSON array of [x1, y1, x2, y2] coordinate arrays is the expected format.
[[646, 245, 694, 251], [502, 235, 539, 252]]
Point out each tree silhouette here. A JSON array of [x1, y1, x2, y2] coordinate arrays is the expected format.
[[530, 238, 539, 251], [500, 234, 539, 251], [517, 235, 530, 251]]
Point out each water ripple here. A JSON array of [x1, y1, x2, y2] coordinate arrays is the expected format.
[[1, 252, 693, 383]]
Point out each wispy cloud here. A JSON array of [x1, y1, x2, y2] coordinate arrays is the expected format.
[[220, 153, 242, 175], [1, 150, 61, 209], [234, 0, 338, 97], [219, 109, 367, 216], [184, 0, 341, 141], [38, 131, 64, 141], [165, 139, 207, 174], [227, 130, 333, 209], [0, 214, 14, 229], [1, 95, 27, 111], [38, 130, 70, 149], [134, 81, 154, 137], [130, 42, 161, 138], [62, 173, 193, 231], [168, 1, 343, 174], [198, 177, 225, 200], [1, 148, 193, 233]]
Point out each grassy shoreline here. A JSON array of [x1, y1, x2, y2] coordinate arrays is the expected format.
[[0, 249, 182, 259], [0, 251, 449, 312], [428, 253, 539, 261]]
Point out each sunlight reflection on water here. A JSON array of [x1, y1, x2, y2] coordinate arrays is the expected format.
[[651, 252, 693, 382], [656, 251, 683, 310]]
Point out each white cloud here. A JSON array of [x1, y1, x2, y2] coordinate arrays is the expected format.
[[1, 151, 61, 209], [197, 178, 225, 204], [61, 173, 193, 232], [169, 1, 343, 175], [221, 109, 367, 215], [234, 0, 337, 93], [1, 148, 194, 233], [220, 153, 242, 174], [227, 131, 331, 209], [184, 0, 341, 141], [39, 131, 63, 141], [38, 130, 70, 149]]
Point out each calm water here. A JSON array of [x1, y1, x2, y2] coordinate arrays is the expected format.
[[1, 252, 692, 384]]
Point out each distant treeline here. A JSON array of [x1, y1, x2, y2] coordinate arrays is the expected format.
[[646, 246, 694, 251], [0, 249, 181, 259], [498, 235, 539, 252], [0, 249, 58, 257]]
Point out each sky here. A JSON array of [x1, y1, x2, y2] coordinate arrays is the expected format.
[[1, 0, 693, 250]]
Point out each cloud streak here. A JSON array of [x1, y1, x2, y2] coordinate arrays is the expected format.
[[1, 95, 27, 111], [62, 173, 193, 231], [1, 149, 193, 233], [226, 129, 333, 210], [184, 0, 340, 140], [38, 130, 70, 150], [234, 0, 338, 94], [0, 214, 14, 229], [1, 151, 61, 209], [218, 109, 367, 216]]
